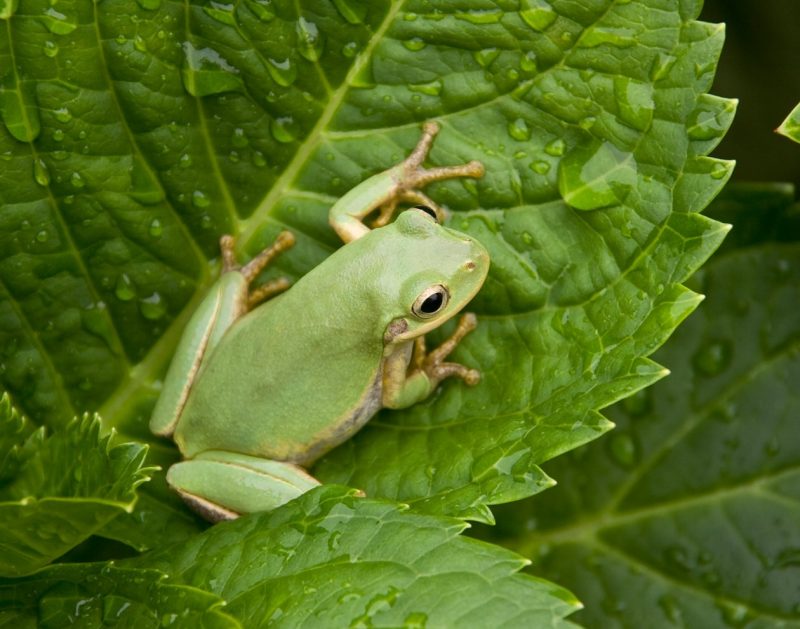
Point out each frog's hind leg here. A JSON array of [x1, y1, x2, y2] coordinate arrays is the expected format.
[[167, 450, 321, 522]]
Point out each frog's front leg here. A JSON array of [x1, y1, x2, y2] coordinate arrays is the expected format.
[[382, 313, 480, 409], [166, 451, 320, 522], [149, 232, 294, 438], [329, 121, 485, 243]]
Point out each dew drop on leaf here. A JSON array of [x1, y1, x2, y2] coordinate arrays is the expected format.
[[149, 218, 163, 238], [657, 594, 682, 624], [231, 127, 248, 148], [614, 77, 654, 131], [192, 190, 210, 208], [33, 158, 50, 186], [267, 57, 297, 86], [650, 52, 677, 82], [455, 9, 503, 24], [580, 26, 636, 48], [134, 35, 147, 52], [253, 150, 267, 167], [245, 0, 274, 22], [341, 41, 358, 58], [473, 48, 499, 68], [203, 2, 236, 26], [558, 141, 637, 211], [331, 0, 366, 24], [39, 8, 77, 35], [508, 118, 531, 141], [688, 101, 733, 140], [544, 138, 565, 156], [139, 292, 166, 320], [270, 116, 298, 143], [70, 171, 85, 189], [181, 43, 244, 97], [43, 40, 59, 57], [404, 612, 428, 628], [54, 107, 72, 123], [403, 37, 426, 51], [529, 160, 550, 174], [296, 17, 324, 62], [178, 153, 192, 168], [519, 0, 556, 31], [520, 50, 537, 73], [408, 80, 441, 96], [115, 274, 136, 301], [691, 339, 732, 376]]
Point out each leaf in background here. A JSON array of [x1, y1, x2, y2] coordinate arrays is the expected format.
[[132, 485, 580, 628], [777, 102, 800, 144], [0, 564, 238, 628], [1, 0, 731, 531], [0, 413, 154, 576], [481, 184, 800, 627], [0, 391, 43, 482]]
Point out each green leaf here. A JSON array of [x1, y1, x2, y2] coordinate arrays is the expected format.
[[0, 564, 238, 628], [777, 102, 800, 144], [132, 485, 580, 627], [1, 0, 730, 538], [0, 413, 154, 577], [0, 392, 43, 483], [483, 184, 800, 626]]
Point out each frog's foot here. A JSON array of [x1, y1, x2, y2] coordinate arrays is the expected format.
[[167, 450, 320, 522], [220, 232, 295, 308], [391, 121, 484, 223], [415, 312, 481, 386]]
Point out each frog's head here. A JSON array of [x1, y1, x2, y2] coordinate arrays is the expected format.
[[382, 207, 489, 344]]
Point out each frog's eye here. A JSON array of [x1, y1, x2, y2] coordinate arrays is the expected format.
[[412, 285, 449, 318], [412, 205, 438, 222]]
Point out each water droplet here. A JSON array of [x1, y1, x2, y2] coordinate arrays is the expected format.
[[507, 118, 531, 141], [580, 26, 636, 48], [245, 0, 274, 22], [614, 77, 654, 131], [52, 128, 64, 141], [710, 161, 730, 180], [135, 0, 161, 9], [520, 50, 537, 73], [134, 35, 147, 52], [200, 215, 212, 229], [665, 545, 692, 571], [717, 602, 751, 626], [688, 100, 732, 141], [558, 141, 637, 211], [403, 37, 426, 51], [149, 218, 163, 237], [115, 274, 136, 301], [203, 2, 236, 26], [296, 17, 324, 62], [53, 107, 72, 123], [33, 159, 51, 186], [35, 229, 49, 243], [342, 41, 358, 58], [39, 8, 77, 34], [530, 160, 550, 174], [579, 115, 596, 130], [520, 0, 556, 31], [181, 43, 244, 97], [228, 150, 240, 163], [474, 48, 499, 68], [455, 9, 502, 24], [43, 40, 59, 57], [192, 190, 210, 207], [608, 432, 637, 467], [231, 127, 248, 148], [70, 171, 85, 189], [139, 292, 166, 320], [253, 150, 267, 167], [267, 57, 297, 86], [404, 612, 428, 628], [270, 116, 298, 143], [408, 80, 441, 96], [332, 0, 366, 24], [692, 339, 732, 376], [544, 138, 565, 156], [178, 153, 192, 168], [657, 595, 682, 624], [650, 52, 677, 82]]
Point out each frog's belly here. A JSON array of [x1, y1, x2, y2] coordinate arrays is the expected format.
[[173, 353, 383, 465]]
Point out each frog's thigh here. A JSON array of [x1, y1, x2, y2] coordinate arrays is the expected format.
[[166, 450, 320, 521], [150, 273, 248, 438]]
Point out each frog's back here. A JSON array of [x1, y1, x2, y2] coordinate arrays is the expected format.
[[173, 258, 386, 465]]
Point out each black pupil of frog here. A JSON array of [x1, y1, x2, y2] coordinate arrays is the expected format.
[[421, 291, 444, 313], [414, 205, 437, 221]]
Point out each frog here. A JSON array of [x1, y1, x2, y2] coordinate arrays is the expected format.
[[150, 121, 490, 521]]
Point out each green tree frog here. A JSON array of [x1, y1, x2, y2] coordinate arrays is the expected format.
[[150, 122, 490, 521]]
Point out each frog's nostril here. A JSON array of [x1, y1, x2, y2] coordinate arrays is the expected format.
[[464, 261, 476, 271]]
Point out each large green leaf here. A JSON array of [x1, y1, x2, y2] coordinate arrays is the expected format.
[[1, 0, 732, 530], [482, 184, 800, 627], [0, 407, 153, 577], [777, 102, 800, 144]]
